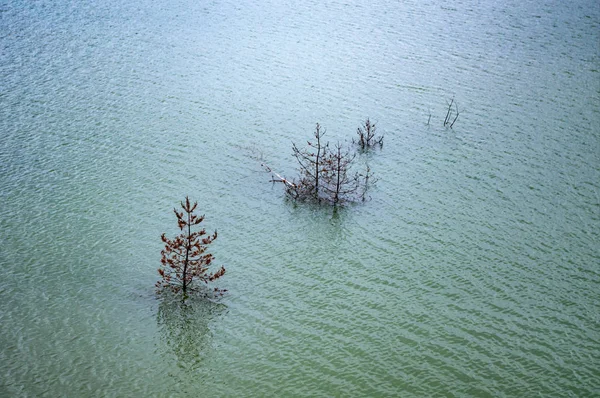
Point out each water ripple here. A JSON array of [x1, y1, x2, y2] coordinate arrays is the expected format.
[[2, 0, 599, 396]]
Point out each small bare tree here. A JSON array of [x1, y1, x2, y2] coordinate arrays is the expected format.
[[443, 98, 461, 128], [271, 124, 374, 205], [157, 197, 226, 297], [354, 118, 383, 149], [287, 123, 328, 202], [321, 142, 361, 204]]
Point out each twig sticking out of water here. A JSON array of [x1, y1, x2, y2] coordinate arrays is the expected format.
[[261, 162, 296, 189], [443, 97, 460, 128], [354, 118, 383, 149], [449, 102, 460, 128], [443, 97, 454, 127]]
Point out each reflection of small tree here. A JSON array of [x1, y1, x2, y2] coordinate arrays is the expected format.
[[354, 118, 383, 149], [157, 292, 225, 372], [157, 197, 226, 297]]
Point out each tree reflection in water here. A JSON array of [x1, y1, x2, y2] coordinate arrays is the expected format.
[[156, 291, 226, 373]]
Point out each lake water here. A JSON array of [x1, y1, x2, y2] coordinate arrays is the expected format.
[[1, 0, 599, 396]]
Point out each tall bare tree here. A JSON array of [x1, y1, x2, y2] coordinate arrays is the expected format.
[[288, 123, 328, 202]]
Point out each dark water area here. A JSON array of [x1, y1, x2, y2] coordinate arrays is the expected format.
[[1, 0, 599, 396]]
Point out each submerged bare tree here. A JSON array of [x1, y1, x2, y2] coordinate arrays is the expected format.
[[270, 123, 374, 205], [321, 142, 362, 204], [286, 123, 328, 201], [443, 97, 461, 128], [354, 118, 383, 149], [157, 197, 226, 298]]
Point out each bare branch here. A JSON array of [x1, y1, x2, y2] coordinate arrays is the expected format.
[[444, 97, 454, 126], [450, 101, 460, 128]]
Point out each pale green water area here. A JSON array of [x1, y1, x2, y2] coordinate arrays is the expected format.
[[1, 0, 599, 396]]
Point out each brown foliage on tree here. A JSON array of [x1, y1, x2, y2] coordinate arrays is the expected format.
[[157, 197, 226, 297]]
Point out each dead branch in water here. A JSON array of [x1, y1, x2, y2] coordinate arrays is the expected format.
[[443, 97, 460, 128], [353, 118, 383, 149], [260, 162, 296, 188], [449, 102, 460, 128], [443, 97, 454, 127]]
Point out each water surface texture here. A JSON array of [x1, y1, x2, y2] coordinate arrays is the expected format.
[[1, 0, 599, 396]]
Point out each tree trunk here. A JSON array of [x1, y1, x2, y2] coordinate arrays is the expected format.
[[182, 211, 191, 294]]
